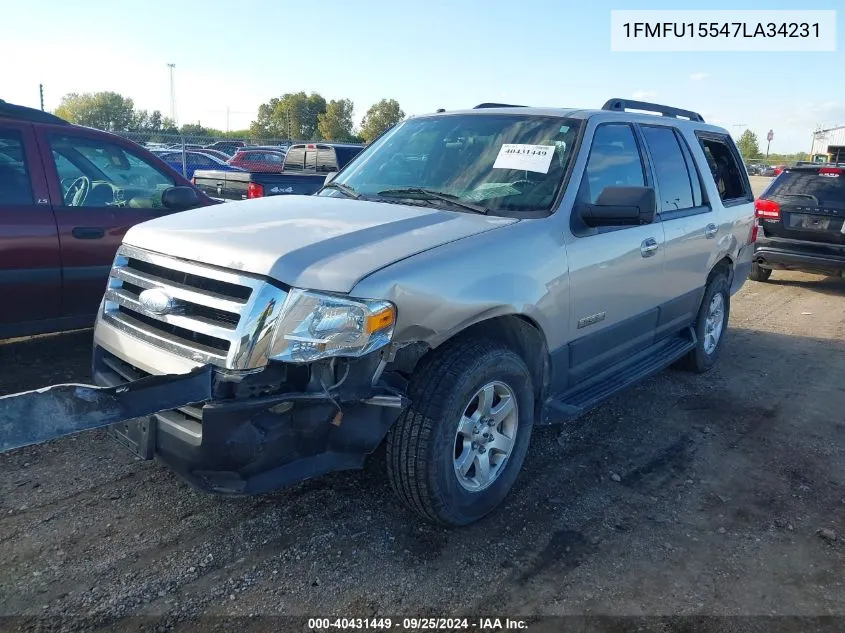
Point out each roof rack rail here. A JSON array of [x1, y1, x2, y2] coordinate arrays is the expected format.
[[473, 103, 528, 109], [0, 99, 69, 125], [601, 98, 704, 123]]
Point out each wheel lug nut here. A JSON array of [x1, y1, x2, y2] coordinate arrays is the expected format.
[[478, 446, 486, 454]]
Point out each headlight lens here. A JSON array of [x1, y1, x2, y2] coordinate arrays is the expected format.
[[267, 289, 396, 363]]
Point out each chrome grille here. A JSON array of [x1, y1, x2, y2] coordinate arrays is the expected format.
[[102, 244, 287, 369]]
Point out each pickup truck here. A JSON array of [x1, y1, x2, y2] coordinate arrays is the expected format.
[[0, 99, 215, 340], [192, 142, 364, 201], [2, 99, 756, 527]]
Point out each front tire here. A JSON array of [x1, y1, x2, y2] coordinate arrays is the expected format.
[[386, 338, 534, 526], [748, 262, 772, 282], [680, 272, 731, 374]]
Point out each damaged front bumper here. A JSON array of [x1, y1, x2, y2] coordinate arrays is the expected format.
[[0, 344, 408, 496], [92, 346, 409, 495]]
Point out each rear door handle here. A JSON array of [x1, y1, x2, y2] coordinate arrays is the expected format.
[[640, 237, 659, 257], [71, 227, 105, 240], [705, 223, 718, 239]]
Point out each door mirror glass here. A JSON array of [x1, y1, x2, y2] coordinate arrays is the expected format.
[[577, 185, 656, 227], [161, 186, 200, 210]]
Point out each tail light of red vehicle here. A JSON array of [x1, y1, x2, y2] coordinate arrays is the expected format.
[[755, 199, 781, 220], [819, 167, 842, 176], [247, 182, 264, 199]]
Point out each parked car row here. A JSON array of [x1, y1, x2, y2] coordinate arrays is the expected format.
[[746, 163, 787, 177], [192, 142, 364, 200]]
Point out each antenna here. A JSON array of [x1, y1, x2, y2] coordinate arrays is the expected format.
[[167, 63, 177, 125], [39, 84, 44, 111]]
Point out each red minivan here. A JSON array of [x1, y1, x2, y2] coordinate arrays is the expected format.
[[0, 100, 216, 340]]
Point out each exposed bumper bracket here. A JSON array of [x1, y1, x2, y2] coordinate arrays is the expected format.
[[0, 365, 213, 453]]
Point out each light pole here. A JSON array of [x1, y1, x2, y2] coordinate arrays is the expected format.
[[167, 63, 177, 125]]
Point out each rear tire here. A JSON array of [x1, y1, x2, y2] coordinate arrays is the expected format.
[[748, 263, 772, 282], [680, 272, 730, 374], [386, 338, 534, 526]]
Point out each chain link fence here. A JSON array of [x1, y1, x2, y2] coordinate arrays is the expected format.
[[115, 131, 315, 179]]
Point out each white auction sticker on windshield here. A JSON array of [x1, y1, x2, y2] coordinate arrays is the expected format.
[[492, 144, 556, 173]]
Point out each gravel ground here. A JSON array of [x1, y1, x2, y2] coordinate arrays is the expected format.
[[1, 177, 843, 629]]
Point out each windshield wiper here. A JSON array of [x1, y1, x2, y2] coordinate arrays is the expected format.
[[322, 182, 361, 199], [376, 187, 488, 215]]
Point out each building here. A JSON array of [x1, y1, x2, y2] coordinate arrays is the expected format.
[[810, 126, 845, 163]]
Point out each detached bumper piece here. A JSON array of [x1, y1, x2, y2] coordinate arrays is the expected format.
[[0, 365, 213, 454]]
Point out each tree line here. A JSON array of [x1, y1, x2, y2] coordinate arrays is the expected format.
[[735, 129, 809, 163], [53, 91, 405, 143]]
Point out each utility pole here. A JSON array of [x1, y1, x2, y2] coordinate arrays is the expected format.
[[39, 84, 44, 111], [167, 63, 177, 125], [226, 106, 230, 133]]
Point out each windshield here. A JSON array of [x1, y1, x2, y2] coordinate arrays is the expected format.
[[319, 114, 582, 214]]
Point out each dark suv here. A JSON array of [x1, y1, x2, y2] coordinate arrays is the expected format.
[[750, 165, 845, 281], [0, 100, 214, 339]]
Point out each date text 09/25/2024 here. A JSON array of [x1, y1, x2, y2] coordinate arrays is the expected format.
[[622, 22, 820, 39], [307, 617, 529, 631]]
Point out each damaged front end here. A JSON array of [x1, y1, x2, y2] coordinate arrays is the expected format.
[[92, 345, 411, 495]]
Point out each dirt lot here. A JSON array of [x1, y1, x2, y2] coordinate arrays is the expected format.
[[1, 177, 843, 629]]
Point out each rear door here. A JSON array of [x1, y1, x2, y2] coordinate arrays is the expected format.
[[758, 166, 845, 246], [36, 127, 181, 318], [0, 121, 62, 335], [638, 124, 735, 337]]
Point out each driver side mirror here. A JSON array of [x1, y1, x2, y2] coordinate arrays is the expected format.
[[577, 186, 656, 228], [323, 171, 339, 185], [161, 186, 200, 210]]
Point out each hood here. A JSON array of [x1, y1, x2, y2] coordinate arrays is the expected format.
[[123, 195, 516, 293]]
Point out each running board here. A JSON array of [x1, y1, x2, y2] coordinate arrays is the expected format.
[[0, 365, 213, 453], [542, 329, 696, 423]]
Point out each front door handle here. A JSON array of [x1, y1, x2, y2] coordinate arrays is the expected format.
[[640, 237, 659, 257], [71, 227, 105, 240], [705, 223, 718, 239]]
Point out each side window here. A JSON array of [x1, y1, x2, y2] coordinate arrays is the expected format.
[[284, 147, 305, 171], [0, 129, 34, 206], [316, 148, 338, 172], [640, 125, 695, 212], [582, 124, 645, 204], [696, 135, 750, 203], [48, 134, 175, 208]]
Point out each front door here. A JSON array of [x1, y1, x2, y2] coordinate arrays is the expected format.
[[36, 128, 180, 318], [565, 122, 668, 386], [0, 122, 62, 337]]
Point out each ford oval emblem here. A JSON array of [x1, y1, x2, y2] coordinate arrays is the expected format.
[[138, 288, 174, 315]]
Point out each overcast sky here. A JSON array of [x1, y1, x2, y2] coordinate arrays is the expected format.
[[2, 0, 843, 151]]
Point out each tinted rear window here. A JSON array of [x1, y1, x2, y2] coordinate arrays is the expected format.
[[768, 170, 845, 209], [284, 147, 306, 171], [334, 146, 363, 169]]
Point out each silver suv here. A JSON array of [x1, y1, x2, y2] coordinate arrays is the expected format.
[[90, 99, 756, 526]]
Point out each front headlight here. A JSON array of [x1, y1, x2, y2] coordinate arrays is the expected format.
[[267, 289, 396, 363]]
